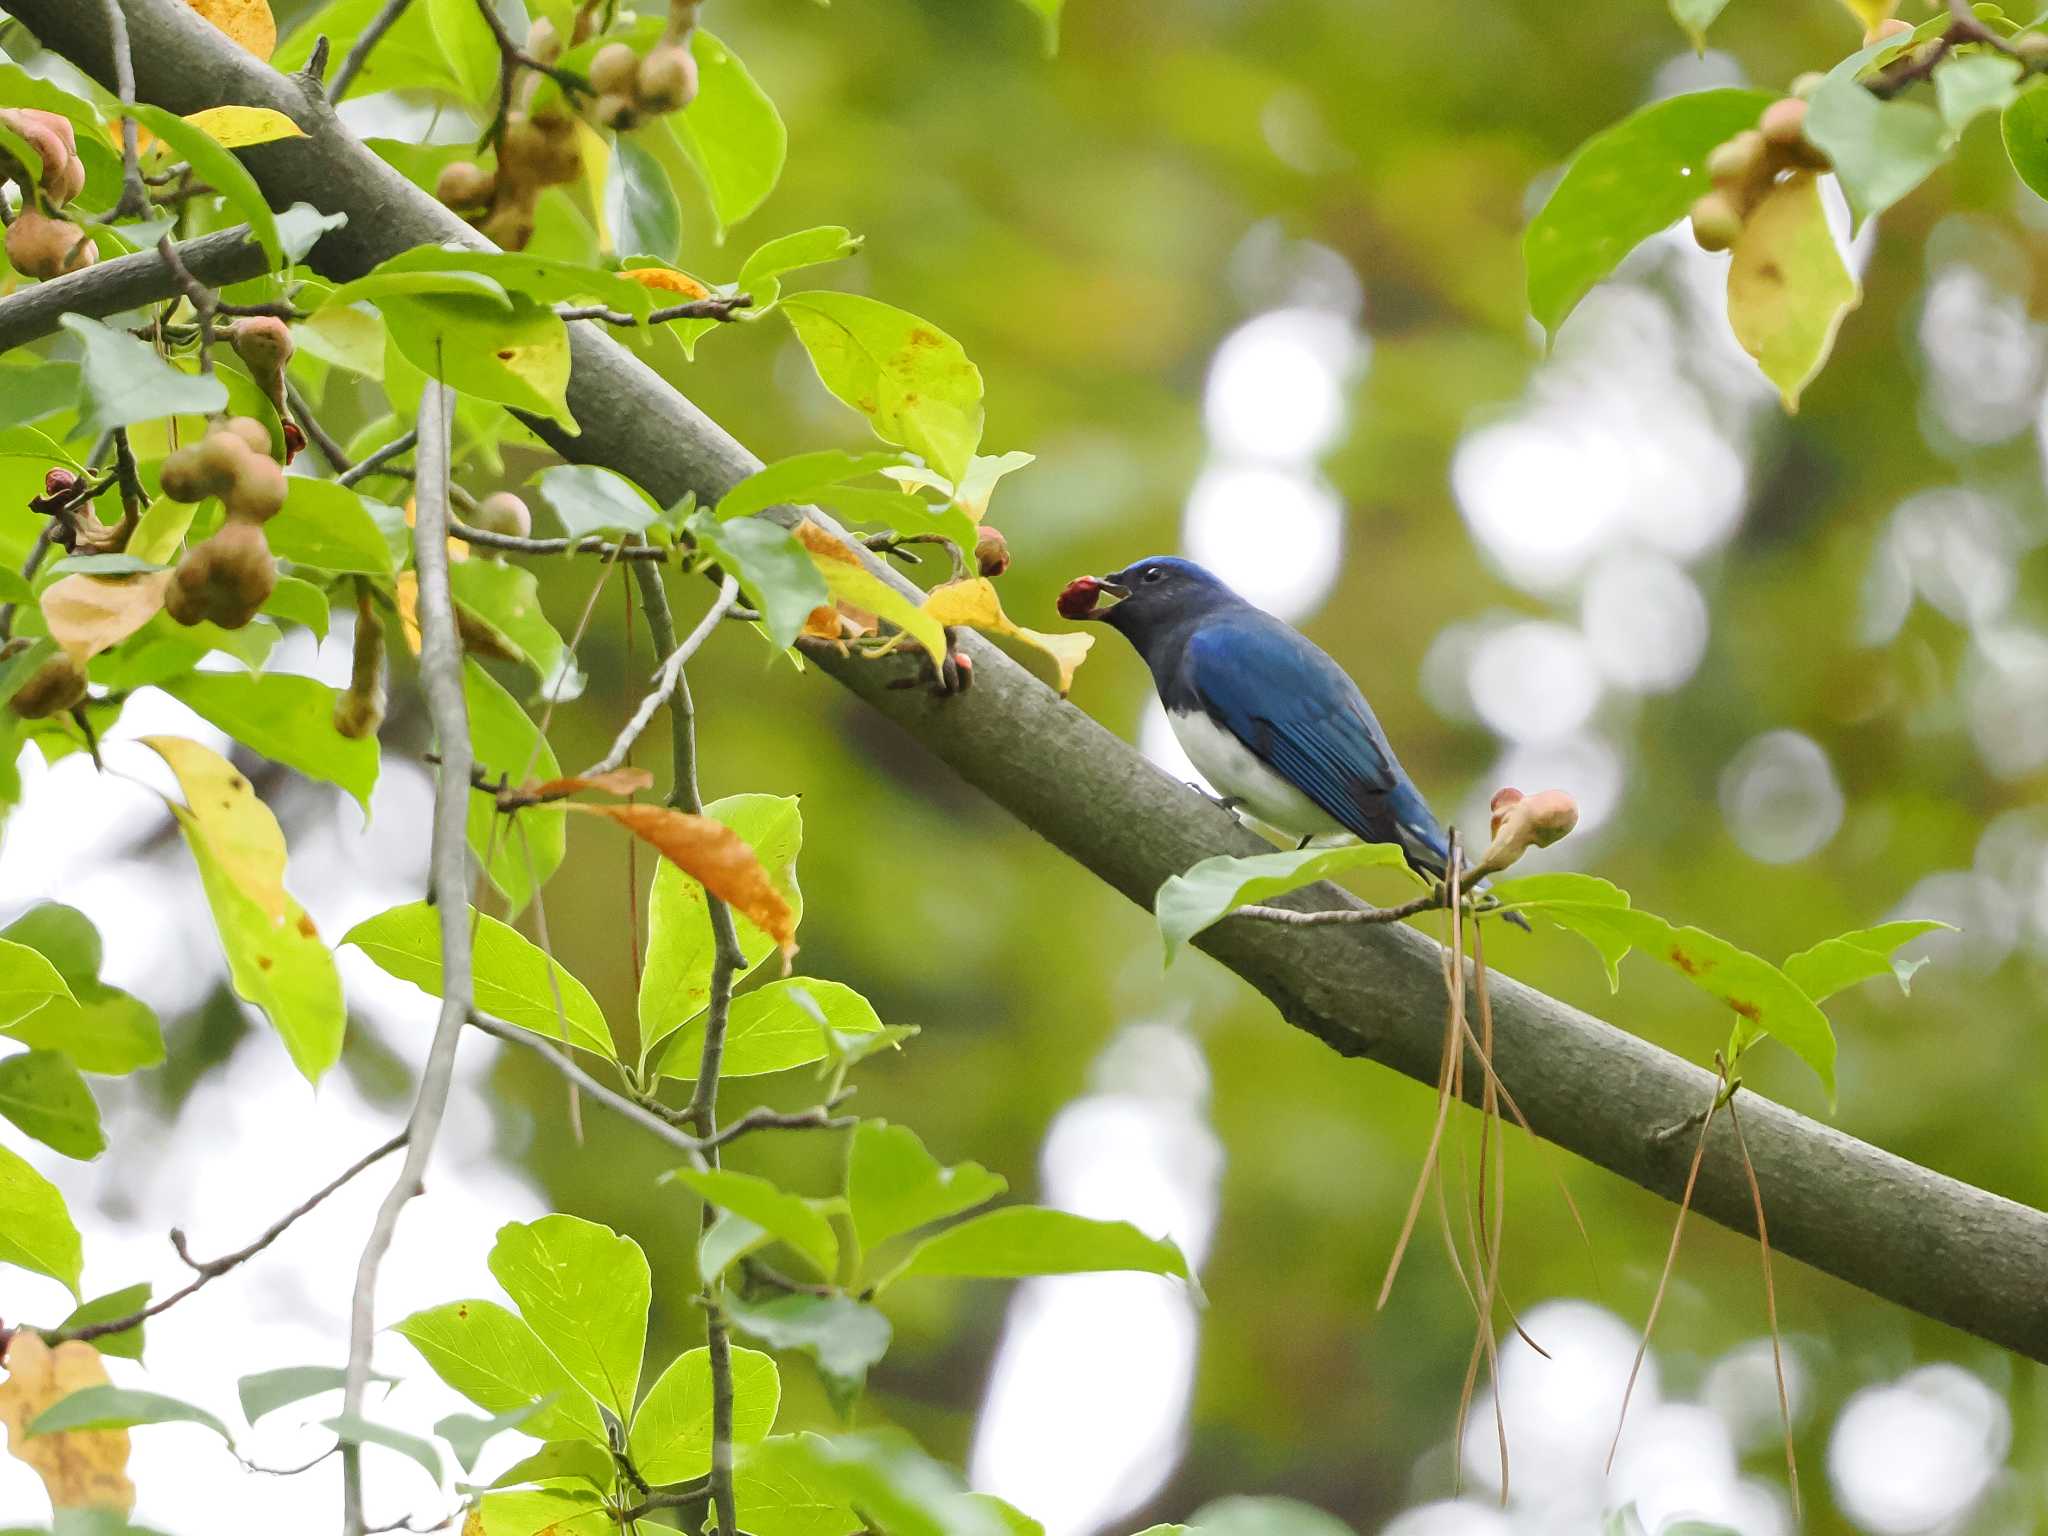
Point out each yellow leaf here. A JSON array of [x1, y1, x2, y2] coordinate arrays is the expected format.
[[0, 1333, 135, 1516], [923, 576, 1094, 696], [577, 119, 612, 253], [402, 495, 467, 561], [791, 520, 947, 668], [1838, 0, 1896, 28], [1727, 171, 1860, 413], [127, 498, 198, 566], [623, 267, 712, 300], [566, 802, 797, 960], [38, 572, 172, 665], [394, 571, 422, 655], [142, 735, 290, 922], [180, 105, 303, 148], [183, 0, 276, 57]]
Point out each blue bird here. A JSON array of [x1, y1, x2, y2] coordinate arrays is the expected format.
[[1067, 555, 1522, 923]]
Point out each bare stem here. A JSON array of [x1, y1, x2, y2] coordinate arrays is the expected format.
[[329, 0, 416, 100], [583, 574, 739, 781], [339, 381, 473, 1536], [100, 0, 146, 219]]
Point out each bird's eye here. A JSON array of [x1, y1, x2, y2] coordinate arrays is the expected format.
[[1142, 566, 1164, 584]]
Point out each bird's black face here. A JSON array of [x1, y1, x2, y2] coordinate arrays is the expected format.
[[1055, 557, 1230, 642]]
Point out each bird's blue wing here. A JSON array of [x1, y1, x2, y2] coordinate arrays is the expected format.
[[1181, 616, 1452, 874]]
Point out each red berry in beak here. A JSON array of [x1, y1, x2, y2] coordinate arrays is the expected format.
[[1057, 576, 1101, 620]]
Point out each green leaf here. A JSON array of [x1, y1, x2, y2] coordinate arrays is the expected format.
[[0, 933, 76, 1029], [468, 1488, 611, 1536], [378, 291, 576, 431], [1935, 51, 2023, 135], [726, 1293, 891, 1415], [29, 1386, 229, 1442], [264, 479, 399, 575], [718, 450, 911, 522], [629, 1345, 780, 1484], [435, 1402, 547, 1474], [1782, 919, 1951, 1003], [782, 293, 984, 484], [684, 510, 830, 650], [737, 226, 862, 313], [847, 1120, 1006, 1252], [1154, 842, 1415, 962], [732, 1433, 863, 1536], [238, 1364, 391, 1424], [882, 1207, 1189, 1288], [530, 463, 660, 539], [672, 30, 787, 237], [1012, 0, 1063, 54], [661, 977, 882, 1081], [59, 316, 226, 443], [1667, 0, 1730, 49], [739, 1430, 1005, 1536], [53, 1284, 150, 1361], [486, 1437, 615, 1491], [1727, 171, 1861, 412], [124, 103, 283, 263], [393, 1299, 605, 1445], [450, 559, 570, 692], [609, 135, 684, 263], [163, 669, 379, 814], [462, 659, 566, 916], [1491, 871, 1632, 989], [668, 1166, 842, 1279], [967, 1495, 1044, 1536], [0, 361, 77, 434], [0, 905, 161, 1075], [1524, 89, 1775, 338], [0, 1142, 81, 1295], [700, 1211, 771, 1283], [336, 247, 659, 316], [424, 0, 499, 104], [639, 793, 803, 1067], [343, 902, 611, 1057], [259, 575, 333, 641], [0, 1049, 104, 1159], [488, 1215, 648, 1418], [1185, 1497, 1358, 1536], [2003, 77, 2048, 197], [321, 1412, 444, 1484], [1805, 35, 1951, 225]]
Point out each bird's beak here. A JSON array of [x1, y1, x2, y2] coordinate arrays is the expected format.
[[1093, 579, 1130, 606], [1056, 576, 1128, 621]]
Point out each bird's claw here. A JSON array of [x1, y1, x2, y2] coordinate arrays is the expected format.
[[887, 626, 973, 697]]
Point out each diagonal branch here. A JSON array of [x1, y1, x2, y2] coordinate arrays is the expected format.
[[0, 225, 274, 353], [19, 0, 2048, 1368]]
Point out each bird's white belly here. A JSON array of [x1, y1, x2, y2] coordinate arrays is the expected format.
[[1168, 708, 1346, 843]]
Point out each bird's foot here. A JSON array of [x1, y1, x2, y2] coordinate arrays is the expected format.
[[1187, 782, 1244, 817], [887, 626, 973, 697]]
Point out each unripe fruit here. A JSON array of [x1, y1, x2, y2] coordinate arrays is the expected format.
[[227, 452, 288, 524], [0, 109, 81, 205], [1689, 191, 1743, 253], [1790, 70, 1826, 99], [166, 522, 275, 630], [5, 210, 95, 280], [594, 92, 640, 132], [527, 14, 562, 63], [1865, 17, 1912, 43], [975, 524, 1010, 578], [333, 686, 386, 739], [590, 42, 641, 96], [435, 160, 496, 209], [524, 113, 583, 184], [228, 316, 293, 377], [42, 467, 79, 499], [1760, 97, 1808, 148], [8, 653, 86, 719], [221, 416, 272, 455], [1707, 130, 1765, 188], [480, 204, 537, 251], [2016, 31, 2048, 65], [471, 491, 532, 539], [635, 45, 698, 112], [159, 439, 232, 503]]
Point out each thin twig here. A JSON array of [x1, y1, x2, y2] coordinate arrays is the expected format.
[[1726, 1084, 1800, 1519], [557, 294, 754, 326], [100, 0, 146, 220], [702, 1095, 857, 1152], [469, 1014, 703, 1157], [1235, 889, 1449, 927], [449, 518, 674, 561], [46, 1134, 406, 1344], [340, 381, 472, 1536], [284, 380, 357, 476], [338, 431, 419, 489], [583, 575, 739, 781], [615, 1478, 712, 1525], [330, 0, 417, 100]]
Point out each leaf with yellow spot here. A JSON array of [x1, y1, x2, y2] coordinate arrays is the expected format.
[[792, 521, 946, 668], [142, 736, 344, 1082], [184, 0, 276, 56], [0, 1333, 134, 1516], [923, 577, 1093, 696], [39, 573, 173, 666], [181, 106, 303, 148], [625, 267, 713, 301], [1727, 171, 1859, 412]]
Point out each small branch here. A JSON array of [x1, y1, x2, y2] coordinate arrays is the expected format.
[[447, 518, 674, 561], [340, 382, 472, 1536], [1235, 889, 1450, 927], [337, 430, 419, 489], [329, 0, 415, 100], [45, 1133, 407, 1344], [615, 1478, 712, 1525], [283, 379, 356, 475], [582, 574, 739, 781], [702, 1094, 857, 1153], [99, 0, 146, 220], [865, 530, 968, 583], [0, 226, 274, 354], [468, 1014, 704, 1157], [557, 294, 754, 326]]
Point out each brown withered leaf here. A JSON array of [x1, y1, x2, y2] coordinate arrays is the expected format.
[[185, 0, 277, 57], [39, 572, 173, 665], [531, 767, 655, 798], [0, 1333, 135, 1515], [566, 802, 797, 960]]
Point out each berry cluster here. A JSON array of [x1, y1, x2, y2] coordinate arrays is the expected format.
[[159, 418, 286, 630], [1688, 93, 1832, 253], [1, 108, 96, 279], [590, 1, 701, 131]]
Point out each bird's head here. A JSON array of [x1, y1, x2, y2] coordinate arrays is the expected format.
[[1056, 556, 1238, 646]]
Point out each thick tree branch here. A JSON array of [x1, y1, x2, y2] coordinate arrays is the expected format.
[[339, 382, 472, 1536], [0, 225, 273, 352], [19, 0, 2048, 1367]]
